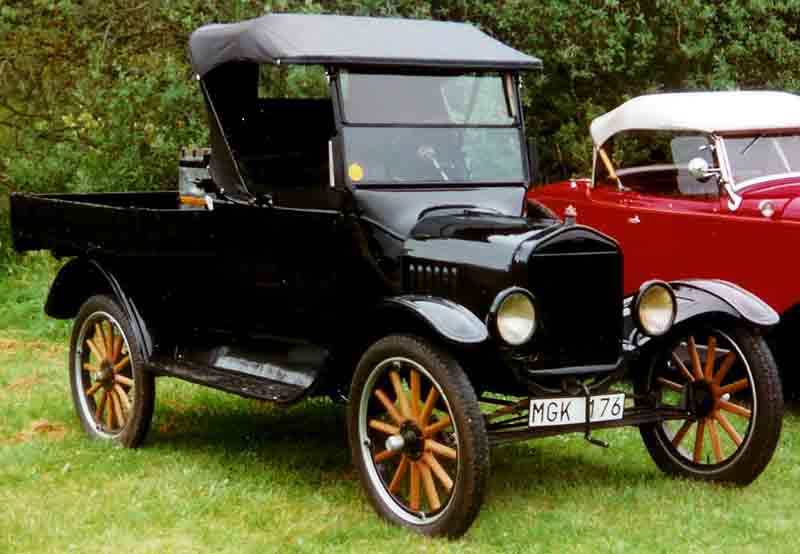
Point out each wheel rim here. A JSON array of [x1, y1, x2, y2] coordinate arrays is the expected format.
[[74, 311, 135, 438], [358, 357, 460, 525], [652, 328, 756, 471]]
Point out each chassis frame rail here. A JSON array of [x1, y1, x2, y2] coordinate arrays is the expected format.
[[486, 407, 690, 446]]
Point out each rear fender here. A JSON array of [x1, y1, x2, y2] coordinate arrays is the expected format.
[[46, 258, 154, 358]]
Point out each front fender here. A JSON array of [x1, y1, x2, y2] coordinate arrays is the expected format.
[[376, 295, 488, 345], [624, 279, 778, 352], [670, 279, 779, 327], [46, 258, 154, 358]]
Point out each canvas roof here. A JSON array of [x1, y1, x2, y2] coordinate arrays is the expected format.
[[590, 91, 800, 146], [189, 13, 542, 77]]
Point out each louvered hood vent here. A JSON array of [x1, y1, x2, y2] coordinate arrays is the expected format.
[[406, 263, 459, 296]]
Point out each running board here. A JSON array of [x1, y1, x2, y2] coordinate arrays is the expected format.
[[147, 358, 308, 403], [147, 338, 330, 404]]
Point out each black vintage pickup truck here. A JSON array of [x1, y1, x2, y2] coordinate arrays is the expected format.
[[10, 14, 783, 538]]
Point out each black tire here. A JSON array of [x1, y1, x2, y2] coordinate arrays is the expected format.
[[347, 334, 489, 538], [767, 310, 800, 402], [637, 324, 783, 484], [69, 294, 155, 448]]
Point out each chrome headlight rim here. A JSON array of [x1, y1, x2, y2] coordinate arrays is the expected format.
[[633, 280, 677, 337], [488, 287, 538, 346]]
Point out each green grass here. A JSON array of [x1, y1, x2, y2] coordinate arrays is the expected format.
[[1, 258, 799, 552], [1, 332, 800, 553]]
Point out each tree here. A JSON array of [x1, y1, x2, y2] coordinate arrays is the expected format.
[[3, 0, 800, 265]]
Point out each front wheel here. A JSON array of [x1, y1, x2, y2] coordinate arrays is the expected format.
[[347, 335, 489, 538], [638, 324, 783, 484]]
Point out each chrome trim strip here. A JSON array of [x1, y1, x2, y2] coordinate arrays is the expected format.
[[328, 139, 335, 189]]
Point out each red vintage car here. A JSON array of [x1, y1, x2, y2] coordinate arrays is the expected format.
[[529, 91, 800, 392]]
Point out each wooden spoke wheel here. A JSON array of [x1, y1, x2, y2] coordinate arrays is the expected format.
[[347, 335, 488, 538], [638, 325, 783, 484], [69, 295, 154, 448]]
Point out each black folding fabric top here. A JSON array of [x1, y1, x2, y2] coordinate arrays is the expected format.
[[189, 13, 542, 76]]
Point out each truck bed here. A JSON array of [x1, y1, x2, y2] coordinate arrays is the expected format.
[[10, 192, 216, 257]]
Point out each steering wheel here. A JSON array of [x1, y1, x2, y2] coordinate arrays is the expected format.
[[385, 133, 445, 182], [386, 131, 468, 182], [416, 145, 452, 180]]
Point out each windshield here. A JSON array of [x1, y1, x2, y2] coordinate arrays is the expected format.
[[340, 73, 516, 125], [725, 133, 800, 190], [338, 71, 525, 185], [594, 131, 719, 198]]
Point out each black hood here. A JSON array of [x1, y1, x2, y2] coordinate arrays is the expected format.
[[405, 211, 617, 271], [406, 211, 550, 270], [402, 211, 620, 318]]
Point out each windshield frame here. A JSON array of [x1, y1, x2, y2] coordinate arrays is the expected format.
[[332, 68, 531, 187]]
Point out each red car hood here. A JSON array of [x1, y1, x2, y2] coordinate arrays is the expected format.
[[738, 176, 800, 199], [738, 176, 800, 220]]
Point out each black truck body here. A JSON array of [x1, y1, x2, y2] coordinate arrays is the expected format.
[[9, 13, 784, 539]]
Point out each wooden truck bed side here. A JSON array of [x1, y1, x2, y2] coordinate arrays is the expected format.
[[11, 192, 216, 257]]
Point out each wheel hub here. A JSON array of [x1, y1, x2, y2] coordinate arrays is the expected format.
[[96, 364, 115, 390], [688, 379, 716, 419], [399, 421, 424, 460]]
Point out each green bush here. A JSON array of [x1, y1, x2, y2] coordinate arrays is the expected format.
[[0, 251, 69, 340], [3, 0, 800, 267]]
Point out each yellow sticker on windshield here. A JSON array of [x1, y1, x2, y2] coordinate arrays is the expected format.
[[348, 163, 364, 182]]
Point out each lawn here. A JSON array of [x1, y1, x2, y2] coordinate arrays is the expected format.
[[1, 257, 799, 553]]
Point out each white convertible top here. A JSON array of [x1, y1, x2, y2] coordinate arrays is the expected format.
[[590, 91, 800, 146]]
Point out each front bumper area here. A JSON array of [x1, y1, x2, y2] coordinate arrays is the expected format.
[[486, 404, 687, 445]]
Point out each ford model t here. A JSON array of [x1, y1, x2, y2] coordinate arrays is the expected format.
[[10, 14, 784, 538]]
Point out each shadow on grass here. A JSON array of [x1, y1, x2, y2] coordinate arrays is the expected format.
[[145, 392, 356, 494], [144, 387, 661, 501]]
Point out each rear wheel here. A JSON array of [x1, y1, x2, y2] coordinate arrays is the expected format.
[[638, 324, 782, 484], [69, 295, 155, 447], [347, 335, 489, 538]]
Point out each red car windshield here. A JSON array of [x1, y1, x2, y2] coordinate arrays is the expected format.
[[725, 134, 800, 189]]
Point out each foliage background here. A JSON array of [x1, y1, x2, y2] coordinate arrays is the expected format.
[[2, 5, 800, 549], [3, 0, 800, 268]]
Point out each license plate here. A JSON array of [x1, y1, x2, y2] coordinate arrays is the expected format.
[[529, 393, 625, 427]]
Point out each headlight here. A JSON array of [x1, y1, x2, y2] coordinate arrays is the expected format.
[[489, 288, 537, 346], [634, 280, 676, 337]]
